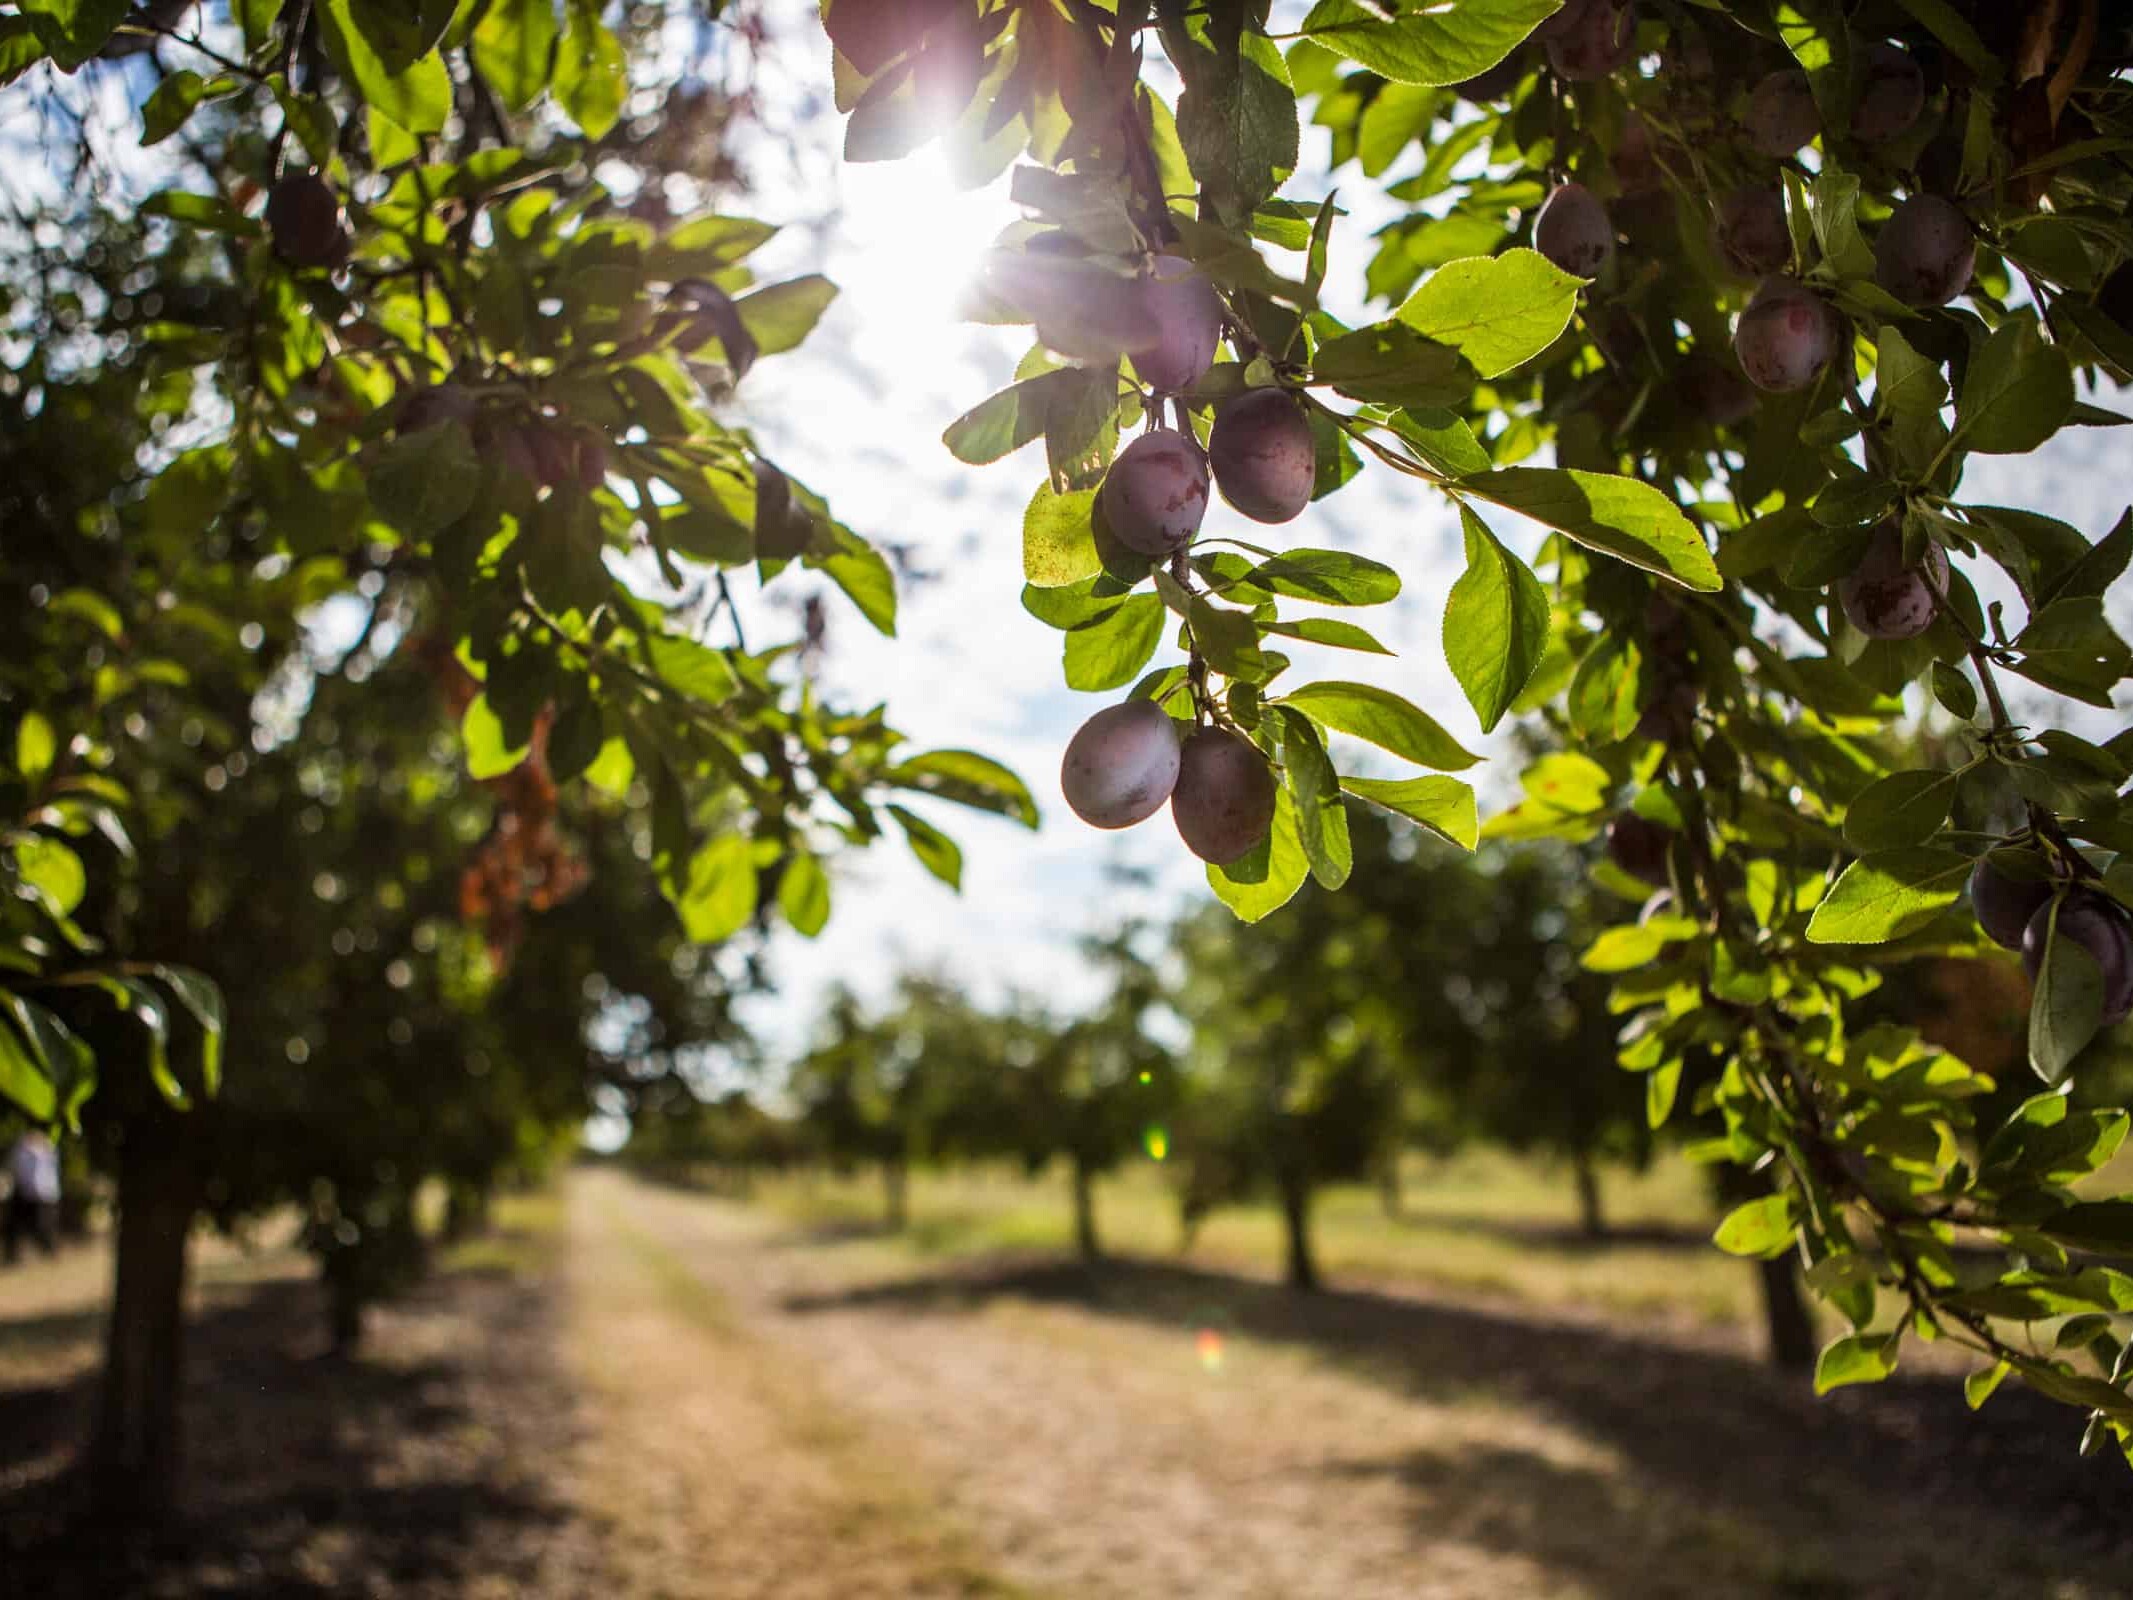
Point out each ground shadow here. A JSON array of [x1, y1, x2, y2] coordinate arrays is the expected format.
[[1381, 1209, 1713, 1253], [780, 1252, 2133, 1593], [0, 1232, 580, 1599]]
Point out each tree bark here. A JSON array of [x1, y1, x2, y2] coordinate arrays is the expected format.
[[1278, 1168, 1319, 1292], [89, 1128, 200, 1525], [882, 1158, 908, 1231], [1573, 1149, 1607, 1240], [1071, 1155, 1101, 1262]]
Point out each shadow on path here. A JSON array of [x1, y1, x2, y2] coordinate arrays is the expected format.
[[780, 1251, 2133, 1584]]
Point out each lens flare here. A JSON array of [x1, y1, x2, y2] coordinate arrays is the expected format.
[[1195, 1327, 1225, 1373], [1142, 1124, 1169, 1161]]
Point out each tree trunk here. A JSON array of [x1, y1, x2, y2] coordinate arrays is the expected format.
[[443, 1183, 491, 1241], [1071, 1155, 1101, 1262], [882, 1158, 908, 1231], [89, 1129, 200, 1525], [1278, 1169, 1319, 1292], [1377, 1157, 1403, 1220], [1573, 1149, 1607, 1240]]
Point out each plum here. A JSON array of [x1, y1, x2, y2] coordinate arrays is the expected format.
[[1970, 855, 2054, 950], [1209, 389, 1315, 525], [1744, 68, 1819, 158], [266, 174, 349, 268], [1452, 50, 1526, 104], [1543, 0, 1637, 82], [1681, 356, 1759, 427], [1171, 727, 1277, 865], [574, 432, 610, 489], [1061, 701, 1182, 830], [1733, 279, 1836, 393], [1534, 182, 1616, 278], [1851, 42, 1925, 144], [1874, 194, 1974, 308], [1613, 111, 1661, 193], [1607, 812, 1675, 888], [395, 382, 475, 434], [1713, 187, 1791, 278], [2023, 890, 2133, 1026], [1131, 255, 1224, 393], [1837, 523, 1947, 640], [1099, 429, 1210, 556]]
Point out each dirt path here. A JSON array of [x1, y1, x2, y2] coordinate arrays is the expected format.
[[573, 1170, 2133, 1600]]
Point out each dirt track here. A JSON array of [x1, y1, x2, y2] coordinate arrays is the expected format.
[[6, 1170, 2133, 1598]]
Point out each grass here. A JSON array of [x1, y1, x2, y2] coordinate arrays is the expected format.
[[742, 1148, 1759, 1331]]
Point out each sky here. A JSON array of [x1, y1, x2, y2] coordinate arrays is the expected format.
[[695, 4, 2133, 1065]]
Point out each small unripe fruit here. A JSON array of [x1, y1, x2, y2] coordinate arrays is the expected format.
[[1744, 69, 1819, 158], [1733, 279, 1836, 393], [1874, 194, 1974, 308], [1452, 50, 1525, 104], [1850, 42, 1925, 145], [1970, 856, 2053, 951], [1837, 523, 1947, 640], [1534, 182, 1615, 278], [1606, 812, 1674, 888], [1713, 187, 1791, 279], [1061, 701, 1182, 831], [1209, 389, 1314, 524], [395, 382, 475, 434], [1170, 728, 1277, 865], [2023, 891, 2133, 1027], [266, 174, 349, 268], [1132, 255, 1223, 393], [1099, 429, 1209, 556], [1544, 0, 1636, 82]]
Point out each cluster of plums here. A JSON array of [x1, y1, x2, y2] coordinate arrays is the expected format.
[[266, 173, 352, 269], [1061, 700, 1277, 866], [1972, 857, 2133, 1027]]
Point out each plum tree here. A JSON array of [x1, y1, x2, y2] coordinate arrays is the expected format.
[[264, 173, 348, 268], [394, 382, 476, 435], [1452, 49, 1525, 105], [1208, 388, 1315, 524], [1099, 428, 1210, 555], [1612, 112, 1659, 193], [1875, 195, 1974, 308], [2025, 893, 2133, 1027], [1970, 855, 2054, 951], [1680, 356, 1758, 428], [1534, 182, 1615, 279], [1133, 255, 1223, 393], [1850, 42, 1925, 144], [1171, 729, 1276, 865], [1743, 68, 1819, 157], [1713, 187, 1791, 279], [1061, 701, 1182, 830], [752, 461, 817, 559], [1732, 279, 1836, 393], [1605, 813, 1674, 888], [1541, 0, 1637, 82], [1837, 524, 1946, 640]]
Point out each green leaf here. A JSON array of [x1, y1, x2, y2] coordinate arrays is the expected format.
[[1805, 848, 1972, 944], [472, 0, 560, 113], [369, 420, 480, 535], [15, 711, 55, 784], [1398, 250, 1583, 379], [1172, 27, 1299, 223], [1930, 661, 1978, 721], [1338, 775, 1477, 849], [1261, 617, 1392, 655], [0, 17, 45, 88], [946, 370, 1084, 465], [1310, 322, 1466, 407], [1842, 768, 1960, 852], [2031, 898, 2106, 1084], [777, 852, 831, 938], [0, 1014, 56, 1123], [1240, 548, 1400, 607], [13, 835, 85, 917], [319, 0, 450, 132], [1064, 595, 1165, 691], [1023, 483, 1101, 587], [1299, 0, 1562, 86], [140, 70, 240, 146], [1280, 681, 1480, 771], [816, 534, 899, 637], [645, 634, 738, 705], [1209, 788, 1311, 923], [1444, 506, 1548, 733], [2042, 1201, 2133, 1254], [460, 693, 530, 779], [886, 750, 1039, 829], [1815, 1333, 1901, 1394], [151, 965, 225, 1098], [1956, 314, 2074, 455], [1277, 708, 1349, 891], [1965, 1361, 2012, 1410], [736, 276, 839, 357], [19, 0, 126, 70], [676, 832, 758, 943], [1714, 1192, 1797, 1259], [1461, 468, 1721, 591], [2012, 596, 2133, 707], [1392, 407, 1491, 477], [552, 0, 625, 139], [889, 805, 963, 891], [1875, 325, 1948, 416], [1891, 0, 2003, 84]]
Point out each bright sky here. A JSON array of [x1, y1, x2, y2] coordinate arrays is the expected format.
[[705, 4, 2132, 1063]]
